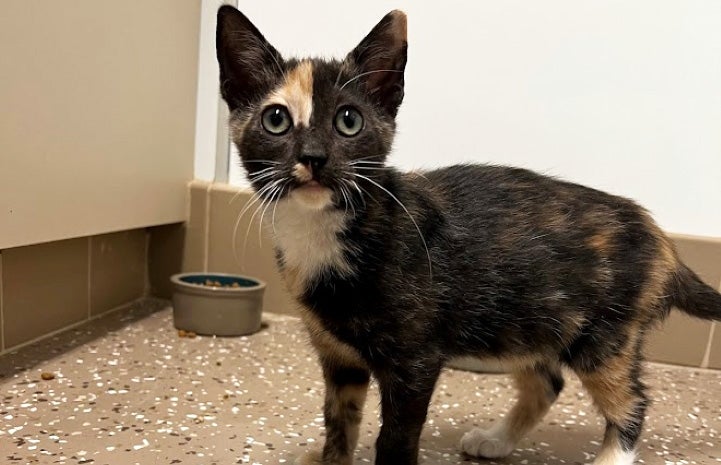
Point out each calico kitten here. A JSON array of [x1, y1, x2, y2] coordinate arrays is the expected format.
[[216, 7, 721, 465]]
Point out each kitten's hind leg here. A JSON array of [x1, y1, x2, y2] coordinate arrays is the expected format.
[[576, 344, 647, 465], [461, 364, 564, 459]]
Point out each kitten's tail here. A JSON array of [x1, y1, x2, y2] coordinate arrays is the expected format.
[[671, 263, 721, 321]]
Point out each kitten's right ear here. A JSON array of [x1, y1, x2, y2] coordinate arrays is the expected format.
[[216, 6, 284, 111], [344, 10, 408, 117]]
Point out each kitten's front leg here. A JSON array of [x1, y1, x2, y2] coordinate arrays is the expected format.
[[299, 361, 370, 465], [374, 363, 442, 465]]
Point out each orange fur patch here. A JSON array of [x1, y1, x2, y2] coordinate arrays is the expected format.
[[292, 163, 313, 182], [267, 60, 313, 127], [298, 305, 368, 370], [635, 214, 678, 317], [503, 368, 558, 442], [588, 231, 614, 257], [577, 330, 640, 426]]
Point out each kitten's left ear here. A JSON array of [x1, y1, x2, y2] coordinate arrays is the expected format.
[[216, 6, 284, 111], [345, 10, 407, 117]]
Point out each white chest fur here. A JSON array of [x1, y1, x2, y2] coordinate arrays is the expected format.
[[268, 197, 353, 287]]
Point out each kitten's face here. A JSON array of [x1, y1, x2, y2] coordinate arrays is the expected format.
[[216, 7, 407, 209]]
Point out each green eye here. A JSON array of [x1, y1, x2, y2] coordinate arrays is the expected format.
[[261, 105, 292, 135], [334, 106, 363, 137]]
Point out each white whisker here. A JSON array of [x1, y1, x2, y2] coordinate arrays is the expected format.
[[256, 40, 286, 79], [352, 166, 391, 171], [231, 189, 268, 263], [348, 160, 386, 166], [350, 172, 433, 280], [248, 166, 277, 175], [346, 177, 378, 206], [230, 168, 278, 205], [347, 179, 367, 208], [339, 69, 403, 92], [232, 179, 283, 266], [338, 185, 349, 217], [244, 159, 281, 165], [241, 195, 269, 265], [345, 184, 358, 217], [271, 181, 290, 235], [247, 169, 276, 180], [258, 184, 283, 248], [246, 170, 276, 183], [339, 184, 357, 218]]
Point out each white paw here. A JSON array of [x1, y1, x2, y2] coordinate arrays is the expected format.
[[460, 427, 515, 458], [295, 449, 323, 465], [591, 446, 636, 465]]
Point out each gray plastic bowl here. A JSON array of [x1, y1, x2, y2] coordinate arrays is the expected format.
[[170, 272, 266, 336]]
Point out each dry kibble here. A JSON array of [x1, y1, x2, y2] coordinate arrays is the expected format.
[[40, 372, 55, 381], [198, 278, 243, 288], [177, 329, 197, 338]]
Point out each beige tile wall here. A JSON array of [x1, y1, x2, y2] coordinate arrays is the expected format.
[[708, 325, 721, 369], [148, 223, 186, 300], [646, 235, 721, 367], [183, 180, 211, 273], [2, 238, 89, 349], [90, 231, 147, 316], [0, 252, 4, 351], [0, 231, 149, 353], [183, 182, 721, 369]]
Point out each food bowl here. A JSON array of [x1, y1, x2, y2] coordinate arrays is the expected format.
[[170, 272, 266, 336]]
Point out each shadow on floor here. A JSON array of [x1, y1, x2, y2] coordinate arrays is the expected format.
[[0, 298, 168, 381]]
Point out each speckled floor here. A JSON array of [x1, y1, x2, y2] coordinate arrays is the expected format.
[[1, 302, 720, 465]]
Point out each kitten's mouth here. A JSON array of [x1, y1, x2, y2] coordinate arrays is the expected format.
[[300, 179, 321, 187], [295, 179, 328, 192], [289, 179, 334, 209]]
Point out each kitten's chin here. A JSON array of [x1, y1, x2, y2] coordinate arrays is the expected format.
[[289, 184, 334, 210]]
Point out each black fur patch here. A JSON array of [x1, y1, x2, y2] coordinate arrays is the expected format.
[[328, 366, 371, 387]]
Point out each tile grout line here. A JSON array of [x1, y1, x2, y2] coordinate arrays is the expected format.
[[143, 229, 151, 297], [87, 236, 92, 320], [701, 322, 716, 369], [0, 297, 149, 357], [0, 252, 4, 352], [700, 278, 721, 368], [203, 183, 213, 272]]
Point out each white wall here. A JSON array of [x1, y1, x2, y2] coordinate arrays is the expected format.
[[195, 0, 237, 182], [217, 1, 721, 237]]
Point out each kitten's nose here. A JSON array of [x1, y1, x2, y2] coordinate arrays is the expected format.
[[298, 153, 328, 172]]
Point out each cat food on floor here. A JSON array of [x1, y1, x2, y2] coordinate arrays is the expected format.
[[177, 329, 197, 338]]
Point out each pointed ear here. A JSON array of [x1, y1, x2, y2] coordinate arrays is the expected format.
[[216, 6, 284, 110], [345, 10, 407, 117]]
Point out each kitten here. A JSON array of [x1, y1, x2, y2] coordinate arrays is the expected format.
[[216, 7, 721, 465]]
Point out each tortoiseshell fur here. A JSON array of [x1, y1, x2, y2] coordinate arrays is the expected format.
[[216, 7, 721, 465]]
